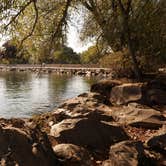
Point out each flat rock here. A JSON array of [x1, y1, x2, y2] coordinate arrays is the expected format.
[[59, 92, 110, 109], [110, 83, 144, 105], [50, 111, 129, 151], [111, 103, 166, 129], [54, 92, 111, 120], [53, 144, 93, 165]]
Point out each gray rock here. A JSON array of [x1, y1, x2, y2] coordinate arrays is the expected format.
[[53, 144, 93, 165], [110, 83, 144, 105], [50, 112, 129, 150], [111, 104, 166, 129]]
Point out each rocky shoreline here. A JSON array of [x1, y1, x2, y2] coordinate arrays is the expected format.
[[0, 78, 166, 166]]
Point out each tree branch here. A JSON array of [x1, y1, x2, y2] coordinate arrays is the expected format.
[[82, 1, 93, 11], [118, 0, 126, 15], [19, 0, 39, 47], [50, 0, 72, 46], [4, 0, 33, 29]]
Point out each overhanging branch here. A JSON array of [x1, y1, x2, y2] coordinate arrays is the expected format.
[[4, 0, 33, 29], [19, 0, 39, 47]]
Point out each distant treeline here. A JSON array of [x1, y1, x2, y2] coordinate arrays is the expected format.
[[0, 41, 80, 64]]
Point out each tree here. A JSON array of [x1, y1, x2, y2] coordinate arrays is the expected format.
[[81, 0, 166, 79], [52, 45, 80, 64], [0, 0, 73, 63], [80, 44, 110, 64], [2, 41, 17, 59]]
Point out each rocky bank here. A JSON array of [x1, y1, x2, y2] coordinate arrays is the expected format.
[[0, 78, 166, 166]]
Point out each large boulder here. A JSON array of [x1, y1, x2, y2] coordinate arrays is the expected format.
[[102, 141, 154, 166], [110, 83, 145, 105], [53, 144, 93, 166], [0, 120, 59, 166], [93, 80, 166, 106], [109, 80, 166, 105], [111, 103, 166, 129], [50, 111, 129, 151]]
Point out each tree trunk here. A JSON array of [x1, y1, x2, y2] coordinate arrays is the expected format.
[[127, 39, 142, 80], [125, 20, 142, 80], [122, 15, 142, 80]]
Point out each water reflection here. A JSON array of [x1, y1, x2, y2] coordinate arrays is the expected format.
[[0, 72, 97, 118]]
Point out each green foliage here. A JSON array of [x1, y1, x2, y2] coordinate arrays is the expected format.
[[81, 45, 100, 64], [52, 45, 80, 64], [0, 58, 10, 64], [99, 49, 135, 77]]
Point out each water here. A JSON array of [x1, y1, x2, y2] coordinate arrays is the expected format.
[[0, 71, 97, 118]]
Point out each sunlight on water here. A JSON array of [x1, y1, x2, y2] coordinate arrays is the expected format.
[[0, 72, 97, 118]]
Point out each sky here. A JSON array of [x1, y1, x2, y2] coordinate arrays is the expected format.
[[67, 24, 94, 53], [66, 5, 94, 53]]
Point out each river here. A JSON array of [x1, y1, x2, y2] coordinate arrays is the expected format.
[[0, 71, 97, 118]]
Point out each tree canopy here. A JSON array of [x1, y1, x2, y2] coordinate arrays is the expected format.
[[0, 0, 165, 79]]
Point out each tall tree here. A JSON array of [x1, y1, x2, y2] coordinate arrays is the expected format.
[[81, 0, 165, 79]]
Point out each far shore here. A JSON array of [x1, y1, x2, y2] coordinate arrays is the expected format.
[[0, 64, 112, 77], [0, 63, 108, 68]]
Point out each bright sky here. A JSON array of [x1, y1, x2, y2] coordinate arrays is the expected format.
[[67, 6, 94, 53], [0, 34, 10, 48], [67, 24, 94, 53]]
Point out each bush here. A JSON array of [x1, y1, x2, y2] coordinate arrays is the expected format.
[[99, 49, 135, 78]]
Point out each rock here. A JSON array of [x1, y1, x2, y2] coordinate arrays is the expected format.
[[91, 80, 121, 98], [110, 83, 144, 105], [142, 80, 166, 105], [0, 123, 59, 166], [53, 144, 93, 165], [85, 71, 92, 77], [102, 141, 154, 166], [56, 92, 110, 120], [109, 80, 166, 106], [111, 103, 166, 129], [158, 68, 166, 74], [147, 125, 166, 153], [146, 89, 166, 105], [50, 111, 129, 151], [76, 71, 85, 76], [146, 80, 166, 91]]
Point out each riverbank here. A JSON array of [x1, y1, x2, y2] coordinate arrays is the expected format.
[[0, 77, 166, 165], [0, 64, 112, 77]]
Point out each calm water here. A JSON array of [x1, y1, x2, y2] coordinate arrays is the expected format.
[[0, 72, 97, 118]]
